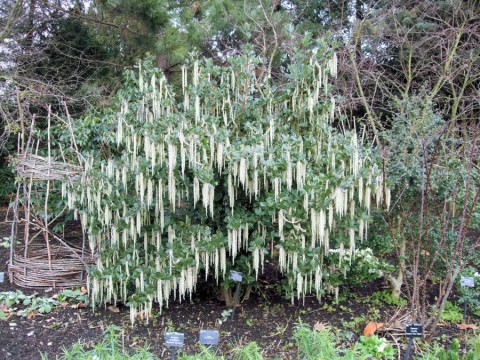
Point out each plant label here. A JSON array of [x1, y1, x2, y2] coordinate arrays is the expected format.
[[405, 323, 423, 337], [460, 276, 474, 287], [0, 272, 4, 283], [230, 270, 243, 282], [199, 329, 219, 345], [165, 332, 184, 347]]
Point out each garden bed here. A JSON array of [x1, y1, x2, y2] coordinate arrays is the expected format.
[[0, 208, 477, 360]]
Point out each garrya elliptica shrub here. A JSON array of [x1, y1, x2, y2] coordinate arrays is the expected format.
[[63, 38, 389, 323]]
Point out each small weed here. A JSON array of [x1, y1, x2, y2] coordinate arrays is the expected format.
[[55, 289, 88, 304], [217, 309, 232, 325], [42, 325, 157, 359], [342, 316, 366, 330], [439, 301, 464, 323], [322, 303, 336, 313], [48, 322, 61, 330], [370, 290, 408, 307], [233, 341, 263, 360], [355, 335, 396, 359]]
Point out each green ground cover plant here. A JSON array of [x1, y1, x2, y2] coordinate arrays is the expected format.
[[46, 324, 480, 360]]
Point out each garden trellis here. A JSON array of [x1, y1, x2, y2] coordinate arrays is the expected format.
[[65, 43, 389, 323]]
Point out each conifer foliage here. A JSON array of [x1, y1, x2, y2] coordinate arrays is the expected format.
[[65, 39, 388, 323]]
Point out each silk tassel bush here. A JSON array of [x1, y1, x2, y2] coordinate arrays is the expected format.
[[66, 43, 388, 323]]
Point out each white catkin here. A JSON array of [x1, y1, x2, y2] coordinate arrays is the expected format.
[[286, 151, 292, 191], [386, 187, 391, 209], [217, 142, 223, 172], [324, 230, 330, 253], [274, 177, 280, 202], [239, 158, 247, 188], [319, 209, 326, 245], [358, 176, 363, 205], [242, 224, 248, 249], [278, 210, 284, 239], [365, 220, 369, 242], [334, 187, 343, 216], [228, 173, 235, 209], [205, 252, 209, 280], [375, 175, 383, 207], [328, 203, 334, 229], [311, 209, 317, 247], [231, 229, 237, 261], [147, 179, 153, 206], [253, 170, 259, 199], [253, 247, 259, 279], [304, 193, 309, 213], [209, 183, 214, 217], [279, 246, 286, 273], [365, 187, 371, 214], [296, 161, 305, 190], [293, 252, 298, 272], [202, 183, 210, 215], [359, 219, 364, 242], [297, 273, 303, 300], [182, 65, 187, 94], [349, 228, 355, 258], [220, 247, 226, 277], [209, 136, 215, 167], [193, 177, 200, 207]]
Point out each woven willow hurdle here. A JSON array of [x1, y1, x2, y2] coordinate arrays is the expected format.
[[15, 153, 82, 181], [8, 108, 92, 288]]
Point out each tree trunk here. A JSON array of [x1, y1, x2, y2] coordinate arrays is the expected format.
[[389, 237, 406, 299], [217, 287, 233, 307]]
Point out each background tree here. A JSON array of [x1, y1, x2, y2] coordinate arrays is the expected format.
[[337, 0, 480, 330]]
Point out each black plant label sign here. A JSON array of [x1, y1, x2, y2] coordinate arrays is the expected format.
[[229, 270, 243, 283], [460, 276, 475, 288], [165, 332, 185, 347], [406, 324, 423, 338], [199, 330, 219, 345]]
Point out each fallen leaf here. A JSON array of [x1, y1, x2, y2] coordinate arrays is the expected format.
[[80, 287, 88, 295], [27, 310, 38, 319], [457, 323, 479, 330], [136, 310, 147, 319], [313, 322, 329, 331], [363, 322, 385, 337], [59, 301, 69, 308], [71, 302, 87, 309], [107, 305, 120, 313]]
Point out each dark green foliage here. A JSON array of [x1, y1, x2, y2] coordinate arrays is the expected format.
[[0, 165, 15, 202]]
